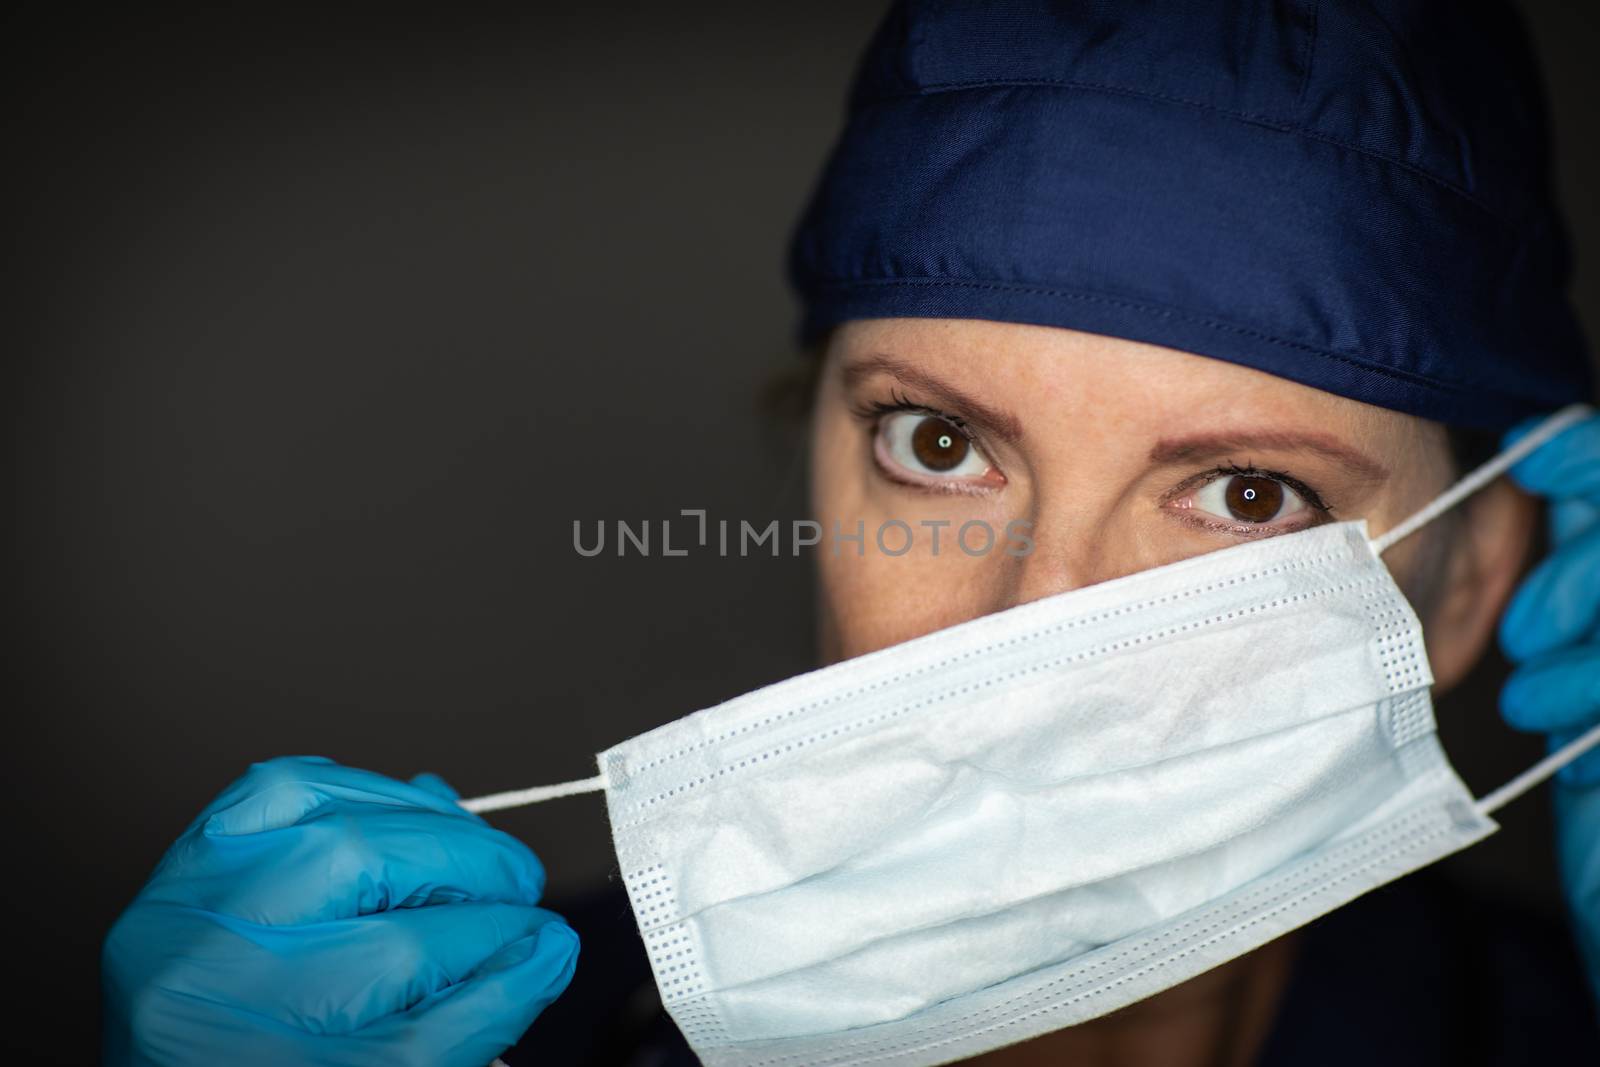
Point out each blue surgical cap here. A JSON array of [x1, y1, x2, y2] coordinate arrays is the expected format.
[[788, 1, 1593, 429]]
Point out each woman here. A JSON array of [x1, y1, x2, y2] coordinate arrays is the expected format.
[[104, 3, 1599, 1065]]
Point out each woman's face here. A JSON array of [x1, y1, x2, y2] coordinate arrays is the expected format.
[[809, 318, 1530, 687]]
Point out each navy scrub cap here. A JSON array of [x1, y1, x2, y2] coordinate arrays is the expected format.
[[787, 1, 1594, 430]]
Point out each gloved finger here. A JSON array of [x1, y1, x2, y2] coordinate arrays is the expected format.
[[102, 905, 578, 1067], [181, 756, 340, 834], [409, 771, 461, 802], [193, 757, 484, 838], [1503, 412, 1600, 504], [147, 808, 548, 923], [1550, 497, 1600, 548], [1498, 523, 1600, 662], [348, 917, 579, 1067], [1500, 644, 1600, 735], [1549, 726, 1600, 789], [101, 970, 335, 1067], [116, 902, 573, 1035]]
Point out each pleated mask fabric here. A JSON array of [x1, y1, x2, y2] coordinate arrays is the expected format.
[[465, 406, 1599, 1066], [606, 521, 1490, 1065]]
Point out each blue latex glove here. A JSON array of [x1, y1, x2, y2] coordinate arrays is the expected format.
[[1498, 412, 1600, 1007], [102, 757, 578, 1066]]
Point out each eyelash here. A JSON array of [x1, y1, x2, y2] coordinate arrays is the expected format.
[[1176, 463, 1334, 515], [849, 390, 977, 442]]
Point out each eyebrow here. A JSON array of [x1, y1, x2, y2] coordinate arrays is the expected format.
[[841, 354, 1024, 443], [1148, 431, 1389, 481], [842, 353, 1388, 480]]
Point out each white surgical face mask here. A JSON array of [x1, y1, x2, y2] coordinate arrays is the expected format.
[[468, 404, 1599, 1067]]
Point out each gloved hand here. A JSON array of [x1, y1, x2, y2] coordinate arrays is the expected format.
[[1498, 411, 1600, 1008], [102, 756, 578, 1066]]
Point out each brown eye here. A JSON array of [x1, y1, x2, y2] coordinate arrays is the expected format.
[[1223, 475, 1284, 522], [875, 409, 1000, 488], [1181, 469, 1314, 532], [910, 416, 970, 472]]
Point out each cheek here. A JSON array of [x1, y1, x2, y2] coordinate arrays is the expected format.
[[817, 549, 1006, 663]]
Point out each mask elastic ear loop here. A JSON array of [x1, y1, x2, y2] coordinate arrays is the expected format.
[[1368, 403, 1593, 556], [1475, 722, 1600, 816], [1358, 402, 1597, 815], [459, 405, 1595, 818], [460, 773, 606, 814]]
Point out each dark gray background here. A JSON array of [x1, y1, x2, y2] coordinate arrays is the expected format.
[[9, 4, 1598, 1062]]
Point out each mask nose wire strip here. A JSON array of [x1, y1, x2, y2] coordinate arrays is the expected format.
[[459, 774, 606, 814], [1474, 721, 1600, 816], [1367, 403, 1593, 556]]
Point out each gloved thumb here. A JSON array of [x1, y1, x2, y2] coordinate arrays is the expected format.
[[410, 772, 462, 802]]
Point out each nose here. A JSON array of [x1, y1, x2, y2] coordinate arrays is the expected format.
[[998, 493, 1158, 610], [1002, 539, 1102, 609]]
